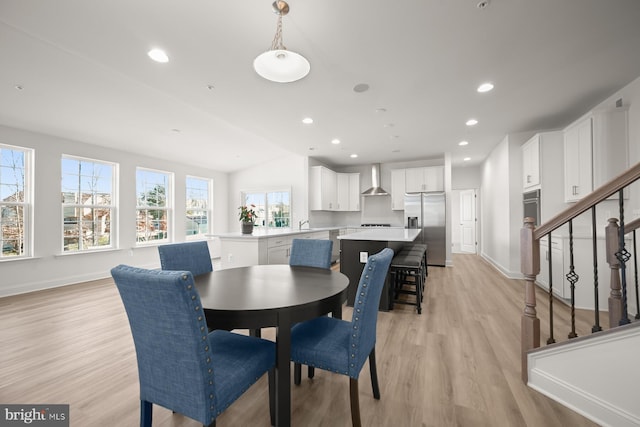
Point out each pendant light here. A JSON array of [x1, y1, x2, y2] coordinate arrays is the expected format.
[[253, 1, 310, 83]]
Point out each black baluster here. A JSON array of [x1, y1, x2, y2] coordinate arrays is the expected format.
[[591, 206, 601, 333], [616, 189, 631, 326], [547, 233, 555, 344], [633, 230, 639, 320], [566, 220, 579, 339]]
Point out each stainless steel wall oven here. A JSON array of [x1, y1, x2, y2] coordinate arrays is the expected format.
[[523, 189, 541, 226]]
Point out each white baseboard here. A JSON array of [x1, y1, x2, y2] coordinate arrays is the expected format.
[[480, 251, 524, 279]]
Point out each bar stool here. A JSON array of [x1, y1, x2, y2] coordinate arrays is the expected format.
[[396, 244, 427, 297], [389, 247, 425, 314]]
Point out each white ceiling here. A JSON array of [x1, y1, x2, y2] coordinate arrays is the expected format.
[[1, 0, 640, 173]]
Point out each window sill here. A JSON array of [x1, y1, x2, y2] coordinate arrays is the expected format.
[[55, 248, 122, 257], [0, 256, 41, 263]]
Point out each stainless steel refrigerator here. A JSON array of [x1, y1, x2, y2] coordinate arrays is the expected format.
[[404, 192, 446, 266]]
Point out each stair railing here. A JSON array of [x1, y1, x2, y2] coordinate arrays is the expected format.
[[521, 162, 640, 382]]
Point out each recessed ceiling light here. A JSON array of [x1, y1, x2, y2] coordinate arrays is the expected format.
[[14, 85, 24, 91], [459, 140, 469, 146], [147, 48, 169, 63], [466, 119, 478, 126], [331, 139, 341, 145], [350, 154, 358, 158], [477, 82, 494, 93], [353, 83, 369, 93], [464, 157, 471, 161], [302, 117, 313, 124]]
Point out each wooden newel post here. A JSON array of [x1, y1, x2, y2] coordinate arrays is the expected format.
[[521, 217, 540, 383], [606, 218, 623, 328]]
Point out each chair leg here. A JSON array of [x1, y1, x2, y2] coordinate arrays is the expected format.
[[268, 368, 275, 426], [349, 378, 362, 427], [140, 400, 152, 427], [294, 363, 302, 385], [308, 366, 315, 379], [368, 348, 381, 399]]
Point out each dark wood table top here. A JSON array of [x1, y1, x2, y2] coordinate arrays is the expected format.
[[195, 264, 348, 312]]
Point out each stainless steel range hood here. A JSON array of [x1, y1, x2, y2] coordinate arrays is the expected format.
[[361, 163, 389, 196]]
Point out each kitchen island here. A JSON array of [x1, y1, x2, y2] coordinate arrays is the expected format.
[[215, 227, 340, 269], [338, 228, 422, 311]]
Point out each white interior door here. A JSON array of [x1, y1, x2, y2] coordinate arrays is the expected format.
[[460, 189, 476, 254]]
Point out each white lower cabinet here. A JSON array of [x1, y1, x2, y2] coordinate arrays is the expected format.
[[538, 236, 565, 298], [220, 230, 334, 268], [267, 236, 292, 264]]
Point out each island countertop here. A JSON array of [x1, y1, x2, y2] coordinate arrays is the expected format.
[[213, 227, 341, 240], [337, 228, 421, 242]]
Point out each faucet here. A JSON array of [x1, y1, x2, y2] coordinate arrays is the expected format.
[[298, 220, 309, 230]]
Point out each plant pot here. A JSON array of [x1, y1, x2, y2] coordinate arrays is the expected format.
[[241, 222, 254, 235]]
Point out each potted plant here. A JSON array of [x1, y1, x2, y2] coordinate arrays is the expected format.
[[238, 204, 257, 234]]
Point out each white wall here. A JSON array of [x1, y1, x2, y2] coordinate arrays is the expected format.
[[0, 125, 228, 297], [480, 134, 527, 277]]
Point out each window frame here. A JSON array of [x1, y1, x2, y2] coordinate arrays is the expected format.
[[0, 143, 33, 260], [240, 187, 291, 229], [185, 175, 213, 239], [61, 155, 118, 253], [136, 167, 173, 245]]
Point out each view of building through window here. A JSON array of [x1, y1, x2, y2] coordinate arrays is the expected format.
[[242, 189, 290, 228], [0, 144, 31, 257], [61, 156, 116, 252], [186, 176, 211, 237], [136, 168, 171, 243]]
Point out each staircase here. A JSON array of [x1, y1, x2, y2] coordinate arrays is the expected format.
[[520, 162, 640, 426]]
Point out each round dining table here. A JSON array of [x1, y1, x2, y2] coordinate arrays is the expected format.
[[194, 264, 349, 427]]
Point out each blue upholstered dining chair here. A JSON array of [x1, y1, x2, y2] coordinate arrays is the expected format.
[[288, 238, 333, 382], [289, 248, 394, 427], [111, 265, 275, 427], [158, 241, 213, 276], [289, 238, 333, 269]]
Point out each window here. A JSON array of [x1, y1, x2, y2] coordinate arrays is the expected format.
[[61, 156, 116, 252], [186, 176, 212, 238], [136, 168, 171, 243], [1, 144, 32, 258], [242, 189, 290, 228]]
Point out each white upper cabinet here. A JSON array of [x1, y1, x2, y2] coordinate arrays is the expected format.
[[310, 166, 337, 210], [348, 173, 361, 211], [592, 107, 629, 190], [563, 106, 628, 202], [336, 173, 349, 211], [336, 172, 361, 211], [564, 117, 592, 202], [522, 134, 541, 191], [405, 166, 444, 193], [311, 166, 360, 211], [391, 169, 406, 210]]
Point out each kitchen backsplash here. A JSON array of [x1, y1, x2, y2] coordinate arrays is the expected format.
[[309, 196, 405, 227]]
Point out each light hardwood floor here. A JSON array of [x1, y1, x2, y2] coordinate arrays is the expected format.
[[0, 254, 599, 426]]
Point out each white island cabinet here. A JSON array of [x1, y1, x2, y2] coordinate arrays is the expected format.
[[216, 228, 336, 269]]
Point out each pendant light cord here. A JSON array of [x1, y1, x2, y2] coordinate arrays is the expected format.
[[270, 14, 286, 50]]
